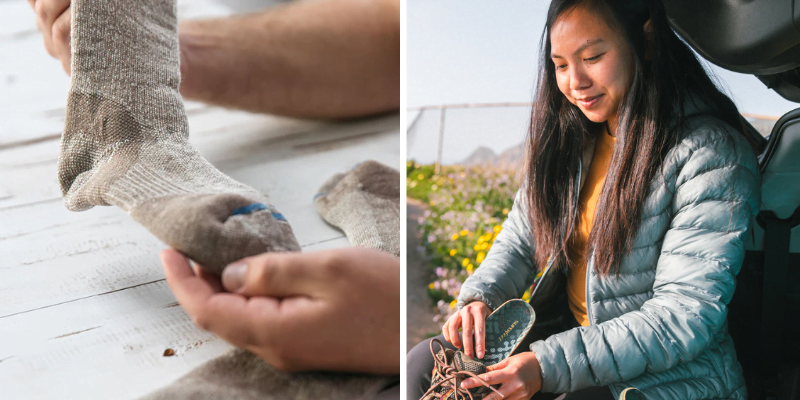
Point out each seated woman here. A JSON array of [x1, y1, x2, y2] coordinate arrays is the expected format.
[[407, 0, 763, 399]]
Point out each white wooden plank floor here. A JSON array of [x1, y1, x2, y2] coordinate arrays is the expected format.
[[0, 1, 400, 398]]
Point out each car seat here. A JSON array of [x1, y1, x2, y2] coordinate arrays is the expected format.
[[663, 1, 800, 399]]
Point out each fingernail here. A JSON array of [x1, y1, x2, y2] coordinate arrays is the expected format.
[[221, 262, 247, 292], [461, 379, 471, 388]]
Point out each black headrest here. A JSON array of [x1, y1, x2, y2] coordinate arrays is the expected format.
[[663, 0, 800, 102]]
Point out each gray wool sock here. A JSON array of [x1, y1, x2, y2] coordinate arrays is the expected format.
[[61, 0, 299, 273], [137, 162, 401, 400], [139, 349, 398, 400], [314, 160, 400, 257]]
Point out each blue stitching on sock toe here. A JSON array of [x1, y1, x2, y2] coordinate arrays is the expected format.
[[232, 203, 268, 216], [271, 212, 287, 221], [313, 192, 328, 200]]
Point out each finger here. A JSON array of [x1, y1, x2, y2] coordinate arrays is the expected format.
[[162, 249, 286, 347], [472, 307, 487, 358], [443, 313, 460, 344], [161, 249, 217, 316], [195, 264, 224, 293], [462, 367, 510, 389], [448, 312, 463, 348], [485, 357, 510, 372], [51, 8, 71, 71], [195, 293, 279, 347], [224, 252, 313, 297], [462, 311, 474, 357], [34, 12, 56, 57], [36, 0, 70, 31], [27, 0, 36, 10]]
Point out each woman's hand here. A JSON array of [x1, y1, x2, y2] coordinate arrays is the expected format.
[[160, 247, 400, 374], [442, 300, 492, 358], [28, 0, 72, 74], [461, 352, 543, 400]]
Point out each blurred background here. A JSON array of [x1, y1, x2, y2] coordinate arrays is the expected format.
[[405, 0, 799, 350]]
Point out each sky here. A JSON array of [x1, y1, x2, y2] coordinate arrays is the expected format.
[[407, 0, 799, 164]]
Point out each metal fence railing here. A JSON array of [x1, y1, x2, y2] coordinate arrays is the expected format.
[[407, 102, 778, 173], [407, 103, 533, 173]]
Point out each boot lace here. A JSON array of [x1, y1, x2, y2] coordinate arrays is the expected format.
[[419, 339, 503, 400]]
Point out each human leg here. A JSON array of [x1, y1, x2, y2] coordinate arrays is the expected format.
[[407, 335, 458, 400]]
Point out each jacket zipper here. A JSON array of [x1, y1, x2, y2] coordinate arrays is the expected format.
[[585, 248, 594, 326]]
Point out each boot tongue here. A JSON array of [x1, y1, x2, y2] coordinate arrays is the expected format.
[[453, 351, 487, 375]]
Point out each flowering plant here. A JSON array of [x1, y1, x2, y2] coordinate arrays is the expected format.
[[407, 161, 532, 322]]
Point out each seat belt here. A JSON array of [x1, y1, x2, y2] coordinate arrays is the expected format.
[[759, 208, 799, 374]]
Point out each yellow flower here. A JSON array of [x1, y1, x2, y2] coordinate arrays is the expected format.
[[450, 299, 458, 309], [476, 252, 486, 263], [462, 258, 470, 267], [502, 208, 510, 215], [430, 201, 436, 206], [467, 264, 475, 273], [460, 229, 468, 236], [451, 233, 459, 241], [449, 249, 457, 256], [428, 283, 435, 289], [418, 173, 424, 180], [431, 184, 438, 190], [494, 225, 502, 233]]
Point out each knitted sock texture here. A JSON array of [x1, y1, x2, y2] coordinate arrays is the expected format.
[[138, 349, 398, 400], [314, 160, 400, 257], [137, 161, 402, 400], [60, 0, 299, 273]]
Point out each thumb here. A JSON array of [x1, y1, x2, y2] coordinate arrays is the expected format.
[[221, 252, 312, 297]]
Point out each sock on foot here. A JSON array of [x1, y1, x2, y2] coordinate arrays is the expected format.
[[313, 160, 400, 257], [60, 0, 299, 273]]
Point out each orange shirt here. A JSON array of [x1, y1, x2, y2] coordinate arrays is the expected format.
[[566, 130, 616, 326]]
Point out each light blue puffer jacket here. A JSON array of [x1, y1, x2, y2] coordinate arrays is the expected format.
[[457, 111, 761, 399]]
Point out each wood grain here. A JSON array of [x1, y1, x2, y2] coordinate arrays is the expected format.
[[0, 0, 399, 398]]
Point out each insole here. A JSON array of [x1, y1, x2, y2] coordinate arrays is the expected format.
[[481, 299, 535, 366]]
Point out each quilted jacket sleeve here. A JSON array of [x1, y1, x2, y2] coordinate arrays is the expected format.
[[457, 189, 537, 310], [530, 121, 761, 393]]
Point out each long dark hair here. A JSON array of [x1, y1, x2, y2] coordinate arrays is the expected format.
[[524, 0, 763, 276]]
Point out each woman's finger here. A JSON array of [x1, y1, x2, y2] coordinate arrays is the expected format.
[[448, 311, 463, 348], [443, 313, 460, 345], [461, 310, 474, 357], [471, 306, 487, 358], [462, 367, 510, 389], [485, 357, 510, 372]]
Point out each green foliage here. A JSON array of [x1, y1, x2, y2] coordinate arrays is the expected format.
[[408, 161, 531, 322]]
